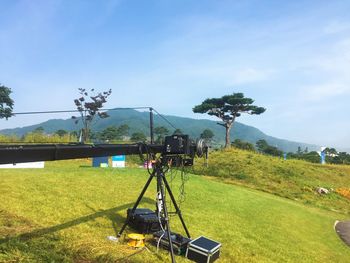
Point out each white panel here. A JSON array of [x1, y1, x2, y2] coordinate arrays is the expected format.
[[0, 162, 45, 169], [112, 161, 125, 168]]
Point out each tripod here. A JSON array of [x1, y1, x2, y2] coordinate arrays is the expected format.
[[117, 157, 191, 263]]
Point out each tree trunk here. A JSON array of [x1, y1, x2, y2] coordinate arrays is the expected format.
[[225, 123, 233, 148], [82, 122, 89, 143]]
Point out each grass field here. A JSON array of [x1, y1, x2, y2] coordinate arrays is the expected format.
[[0, 157, 350, 262]]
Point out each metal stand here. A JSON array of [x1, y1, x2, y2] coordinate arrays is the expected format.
[[117, 159, 190, 263]]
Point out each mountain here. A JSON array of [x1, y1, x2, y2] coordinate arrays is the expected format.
[[0, 109, 319, 152]]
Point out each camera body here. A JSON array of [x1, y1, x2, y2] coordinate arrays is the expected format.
[[164, 135, 190, 155], [163, 135, 194, 167]]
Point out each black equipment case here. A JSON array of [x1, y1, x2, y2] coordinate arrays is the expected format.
[[153, 230, 191, 255], [186, 236, 221, 263], [127, 208, 164, 234]]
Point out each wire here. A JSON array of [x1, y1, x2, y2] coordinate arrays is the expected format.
[[167, 165, 178, 217], [156, 177, 166, 253], [152, 108, 177, 131], [12, 107, 151, 115], [163, 157, 189, 215], [156, 200, 166, 253], [178, 166, 189, 206], [5, 107, 179, 145], [137, 142, 154, 176]]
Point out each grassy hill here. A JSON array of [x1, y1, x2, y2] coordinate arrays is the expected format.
[[194, 148, 350, 215], [0, 109, 318, 152], [0, 155, 350, 262]]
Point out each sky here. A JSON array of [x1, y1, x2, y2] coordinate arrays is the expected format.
[[0, 0, 349, 149]]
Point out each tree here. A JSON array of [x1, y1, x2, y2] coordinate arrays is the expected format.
[[297, 146, 302, 155], [131, 132, 147, 142], [193, 93, 265, 148], [99, 126, 119, 141], [264, 145, 283, 157], [256, 139, 282, 156], [154, 126, 169, 143], [98, 124, 129, 141], [33, 126, 45, 134], [72, 88, 112, 142], [173, 128, 183, 135], [55, 129, 68, 137], [117, 124, 129, 139], [200, 129, 214, 141], [0, 84, 14, 120], [231, 139, 255, 151], [323, 147, 338, 156], [256, 139, 269, 153], [338, 152, 350, 165], [301, 151, 320, 163]]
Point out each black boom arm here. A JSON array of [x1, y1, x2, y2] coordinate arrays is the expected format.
[[0, 134, 208, 165], [0, 143, 164, 165]]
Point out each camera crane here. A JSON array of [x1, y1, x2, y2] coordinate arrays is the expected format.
[[0, 135, 208, 263]]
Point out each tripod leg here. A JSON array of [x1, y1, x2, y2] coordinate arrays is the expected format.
[[117, 172, 154, 238], [158, 172, 176, 263], [162, 175, 191, 238]]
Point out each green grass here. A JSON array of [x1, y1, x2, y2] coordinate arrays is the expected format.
[[0, 159, 349, 262], [193, 148, 350, 215]]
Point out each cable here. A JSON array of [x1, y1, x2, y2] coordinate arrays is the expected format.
[[12, 107, 151, 115], [178, 166, 189, 206], [8, 106, 178, 137], [163, 157, 189, 215], [152, 108, 177, 131], [137, 142, 154, 176], [6, 107, 179, 146], [167, 165, 178, 217], [156, 181, 166, 253]]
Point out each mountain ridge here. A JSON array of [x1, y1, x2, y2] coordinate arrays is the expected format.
[[0, 109, 319, 152]]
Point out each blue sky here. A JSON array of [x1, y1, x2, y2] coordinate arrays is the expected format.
[[1, 0, 350, 149]]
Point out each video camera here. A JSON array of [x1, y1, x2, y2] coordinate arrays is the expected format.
[[162, 135, 207, 167]]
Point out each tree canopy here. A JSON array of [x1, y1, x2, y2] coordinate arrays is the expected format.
[[154, 126, 169, 143], [232, 139, 255, 151], [131, 132, 147, 142], [72, 88, 112, 142], [193, 93, 265, 147], [55, 129, 68, 137], [98, 124, 130, 141], [0, 84, 14, 120], [200, 129, 214, 141], [173, 128, 183, 135], [256, 139, 282, 157]]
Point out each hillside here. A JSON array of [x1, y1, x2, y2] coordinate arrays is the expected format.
[[193, 148, 350, 215], [0, 160, 349, 262], [0, 109, 318, 152]]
